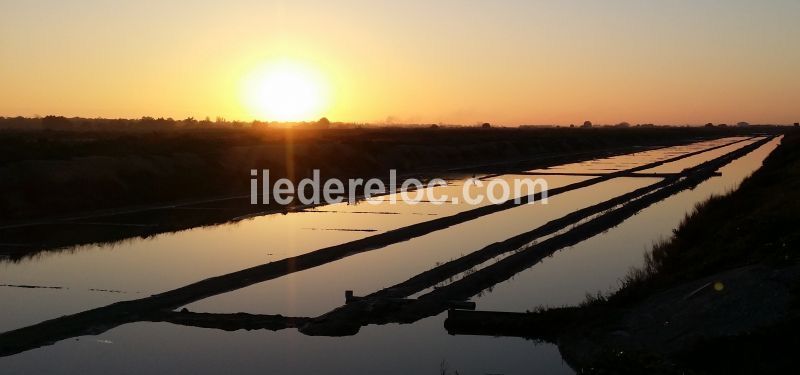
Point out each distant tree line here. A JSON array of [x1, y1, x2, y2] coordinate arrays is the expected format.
[[0, 116, 795, 132], [0, 116, 342, 132]]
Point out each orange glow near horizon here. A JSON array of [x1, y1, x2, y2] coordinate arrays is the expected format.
[[0, 1, 798, 125]]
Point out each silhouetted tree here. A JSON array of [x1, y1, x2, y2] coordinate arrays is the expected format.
[[581, 121, 592, 128], [317, 117, 331, 128], [481, 123, 491, 128]]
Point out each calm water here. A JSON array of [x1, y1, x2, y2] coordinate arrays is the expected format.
[[528, 136, 749, 174], [473, 136, 780, 310], [184, 177, 655, 316], [0, 136, 780, 374]]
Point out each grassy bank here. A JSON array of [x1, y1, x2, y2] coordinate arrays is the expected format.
[[614, 136, 799, 299], [549, 131, 800, 373]]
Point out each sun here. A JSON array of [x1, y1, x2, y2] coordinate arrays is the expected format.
[[242, 60, 329, 122]]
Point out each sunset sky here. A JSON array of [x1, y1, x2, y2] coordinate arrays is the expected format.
[[1, 0, 798, 125]]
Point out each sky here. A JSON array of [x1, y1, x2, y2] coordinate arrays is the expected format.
[[1, 0, 799, 125]]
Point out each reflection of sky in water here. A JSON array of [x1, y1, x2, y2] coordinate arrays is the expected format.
[[473, 137, 781, 311], [0, 174, 591, 331], [0, 136, 780, 375], [528, 137, 749, 174], [638, 137, 762, 173], [185, 178, 657, 317], [311, 174, 589, 216], [0, 137, 770, 331], [0, 315, 573, 375]]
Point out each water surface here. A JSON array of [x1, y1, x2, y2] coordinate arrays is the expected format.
[[0, 136, 780, 374]]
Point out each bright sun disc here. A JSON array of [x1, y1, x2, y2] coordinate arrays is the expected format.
[[243, 61, 328, 122]]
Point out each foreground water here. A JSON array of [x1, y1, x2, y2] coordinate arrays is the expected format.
[[0, 136, 779, 374]]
